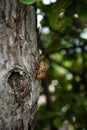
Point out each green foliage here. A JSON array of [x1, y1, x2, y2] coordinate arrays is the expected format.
[[77, 0, 87, 21], [20, 0, 36, 4], [48, 0, 73, 30], [36, 0, 87, 130]]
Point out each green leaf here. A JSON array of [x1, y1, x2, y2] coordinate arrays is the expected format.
[[20, 0, 36, 4], [47, 0, 72, 30], [53, 117, 62, 128], [77, 0, 87, 21]]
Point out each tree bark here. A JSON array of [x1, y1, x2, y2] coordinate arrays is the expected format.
[[0, 0, 40, 129]]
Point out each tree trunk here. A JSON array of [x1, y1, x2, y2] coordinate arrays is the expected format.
[[0, 0, 40, 129]]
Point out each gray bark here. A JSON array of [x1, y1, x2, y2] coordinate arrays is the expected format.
[[0, 0, 40, 129]]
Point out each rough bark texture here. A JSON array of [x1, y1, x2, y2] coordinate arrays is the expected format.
[[0, 0, 39, 129]]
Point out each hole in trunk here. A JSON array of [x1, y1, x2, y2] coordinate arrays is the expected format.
[[8, 71, 27, 94]]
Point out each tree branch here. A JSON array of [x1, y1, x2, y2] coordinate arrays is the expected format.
[[41, 45, 82, 76], [49, 56, 82, 76]]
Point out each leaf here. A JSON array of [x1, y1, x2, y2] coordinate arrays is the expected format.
[[47, 0, 72, 30], [77, 0, 87, 21], [20, 0, 36, 4], [53, 117, 62, 128]]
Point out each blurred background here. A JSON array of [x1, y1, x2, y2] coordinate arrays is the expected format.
[[36, 0, 87, 129]]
